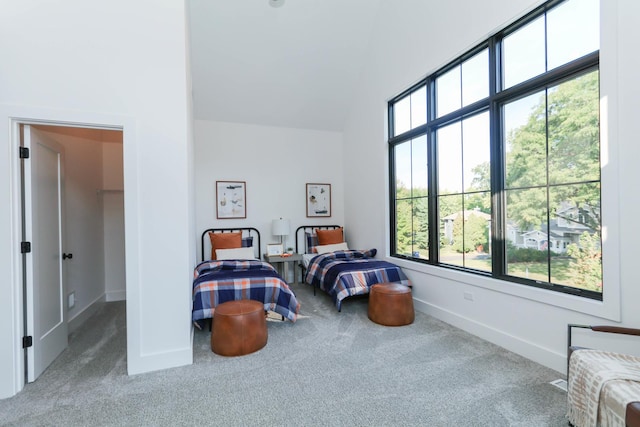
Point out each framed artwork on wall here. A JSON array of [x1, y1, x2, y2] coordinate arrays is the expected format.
[[216, 181, 246, 219], [306, 183, 331, 217]]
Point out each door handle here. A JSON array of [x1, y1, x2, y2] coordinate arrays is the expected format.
[[62, 253, 73, 260]]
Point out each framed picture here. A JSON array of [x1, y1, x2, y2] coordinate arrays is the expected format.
[[266, 243, 284, 256], [216, 181, 246, 219], [306, 183, 331, 217]]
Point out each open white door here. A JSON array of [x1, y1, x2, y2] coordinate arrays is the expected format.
[[23, 125, 68, 382]]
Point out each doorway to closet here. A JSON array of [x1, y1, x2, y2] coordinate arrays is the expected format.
[[21, 124, 125, 382]]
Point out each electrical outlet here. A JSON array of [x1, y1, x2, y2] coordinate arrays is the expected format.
[[68, 292, 75, 309], [463, 291, 474, 301]]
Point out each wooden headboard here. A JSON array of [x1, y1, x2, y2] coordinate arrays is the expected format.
[[295, 225, 342, 254], [200, 227, 261, 262]]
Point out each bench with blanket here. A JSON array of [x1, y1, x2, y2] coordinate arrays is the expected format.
[[567, 324, 640, 427]]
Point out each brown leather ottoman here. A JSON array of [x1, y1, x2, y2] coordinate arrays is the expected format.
[[628, 401, 640, 427], [211, 299, 267, 356], [368, 283, 414, 326]]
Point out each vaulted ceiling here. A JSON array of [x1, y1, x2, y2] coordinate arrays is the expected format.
[[188, 0, 382, 132]]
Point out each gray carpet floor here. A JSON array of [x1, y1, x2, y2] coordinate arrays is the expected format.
[[0, 283, 569, 426]]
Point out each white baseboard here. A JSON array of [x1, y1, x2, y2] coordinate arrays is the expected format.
[[550, 378, 568, 392], [105, 289, 126, 302], [68, 294, 106, 334], [413, 297, 566, 374], [127, 347, 193, 376]]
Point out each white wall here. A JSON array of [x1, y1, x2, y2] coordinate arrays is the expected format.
[[344, 0, 640, 373], [194, 120, 344, 261], [102, 193, 125, 301], [0, 0, 194, 399], [102, 142, 126, 302], [103, 141, 124, 189]]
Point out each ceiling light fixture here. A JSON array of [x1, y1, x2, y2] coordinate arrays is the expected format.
[[269, 0, 285, 8]]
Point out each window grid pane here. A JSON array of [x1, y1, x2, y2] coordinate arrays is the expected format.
[[395, 199, 413, 257], [547, 0, 599, 70], [411, 136, 428, 198], [504, 91, 547, 189], [436, 67, 461, 118], [502, 16, 545, 89], [393, 136, 429, 260], [462, 49, 489, 107], [411, 86, 427, 129], [547, 71, 600, 185], [393, 96, 411, 136], [394, 142, 411, 199], [437, 122, 462, 194]]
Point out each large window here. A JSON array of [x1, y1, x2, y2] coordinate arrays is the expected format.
[[389, 0, 602, 299]]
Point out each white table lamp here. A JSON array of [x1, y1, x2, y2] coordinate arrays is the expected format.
[[271, 218, 290, 248]]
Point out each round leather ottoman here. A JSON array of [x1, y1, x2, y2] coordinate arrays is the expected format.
[[211, 299, 267, 356], [368, 283, 414, 326]]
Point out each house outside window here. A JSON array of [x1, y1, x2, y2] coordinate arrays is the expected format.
[[388, 0, 602, 299]]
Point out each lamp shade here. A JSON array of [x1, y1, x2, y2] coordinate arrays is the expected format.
[[271, 218, 290, 237]]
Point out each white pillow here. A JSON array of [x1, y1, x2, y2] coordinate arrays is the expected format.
[[315, 242, 349, 254], [215, 247, 256, 260]]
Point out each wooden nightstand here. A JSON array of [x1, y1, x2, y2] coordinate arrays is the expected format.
[[263, 253, 302, 284]]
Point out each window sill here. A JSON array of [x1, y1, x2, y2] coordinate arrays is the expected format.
[[387, 256, 620, 322]]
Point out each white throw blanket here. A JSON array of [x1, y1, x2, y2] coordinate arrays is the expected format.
[[567, 349, 640, 427], [599, 379, 640, 426]]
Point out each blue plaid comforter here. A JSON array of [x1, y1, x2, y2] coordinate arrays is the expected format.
[[192, 260, 300, 326], [304, 249, 410, 311]]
